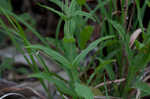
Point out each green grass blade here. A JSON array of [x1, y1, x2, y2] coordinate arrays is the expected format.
[[107, 19, 125, 40], [0, 8, 48, 46], [48, 0, 64, 9], [87, 59, 115, 85], [135, 0, 145, 32], [38, 3, 66, 20]]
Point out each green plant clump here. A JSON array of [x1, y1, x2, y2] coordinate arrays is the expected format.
[[0, 0, 150, 99]]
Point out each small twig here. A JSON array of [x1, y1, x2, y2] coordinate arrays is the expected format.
[[25, 87, 46, 99], [136, 89, 141, 99], [94, 78, 125, 88], [0, 93, 27, 99], [112, 11, 121, 16], [143, 75, 150, 82], [0, 86, 46, 99]]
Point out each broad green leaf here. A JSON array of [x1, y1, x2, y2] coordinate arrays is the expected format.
[[79, 25, 93, 49], [30, 72, 75, 96], [72, 35, 114, 67], [77, 0, 86, 6], [75, 83, 94, 99], [26, 45, 71, 69]]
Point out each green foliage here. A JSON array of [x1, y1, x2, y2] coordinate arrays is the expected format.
[[0, 0, 150, 99]]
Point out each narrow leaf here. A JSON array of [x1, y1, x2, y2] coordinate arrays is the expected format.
[[38, 3, 66, 20], [0, 8, 48, 45], [107, 19, 125, 40], [73, 10, 95, 21], [48, 0, 64, 8], [26, 45, 71, 69], [30, 72, 74, 96], [72, 35, 114, 67]]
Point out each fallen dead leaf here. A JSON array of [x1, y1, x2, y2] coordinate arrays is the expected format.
[[129, 28, 142, 48]]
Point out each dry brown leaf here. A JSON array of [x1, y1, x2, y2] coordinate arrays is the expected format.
[[129, 28, 142, 48]]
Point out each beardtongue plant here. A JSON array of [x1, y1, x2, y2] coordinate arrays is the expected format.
[[28, 1, 114, 98], [0, 0, 114, 99]]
